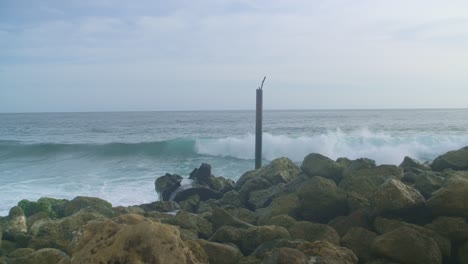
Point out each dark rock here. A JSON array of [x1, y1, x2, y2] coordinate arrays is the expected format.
[[179, 194, 200, 213], [343, 158, 376, 177], [297, 176, 348, 222], [371, 226, 442, 264], [235, 170, 257, 190], [341, 227, 377, 263], [155, 173, 183, 201], [288, 221, 340, 245], [412, 171, 444, 199], [431, 146, 468, 171], [172, 186, 222, 203], [426, 216, 468, 242], [301, 153, 343, 182], [458, 242, 468, 264], [370, 179, 425, 216], [248, 183, 285, 210], [189, 163, 212, 184], [239, 177, 272, 205]]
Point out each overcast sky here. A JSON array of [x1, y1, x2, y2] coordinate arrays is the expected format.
[[1, 0, 467, 112]]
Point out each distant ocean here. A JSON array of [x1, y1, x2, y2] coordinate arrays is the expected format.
[[1, 109, 468, 215]]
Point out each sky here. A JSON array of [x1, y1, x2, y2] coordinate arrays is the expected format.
[[0, 0, 467, 112]]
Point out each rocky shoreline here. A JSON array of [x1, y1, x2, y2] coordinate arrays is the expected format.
[[1, 146, 468, 263]]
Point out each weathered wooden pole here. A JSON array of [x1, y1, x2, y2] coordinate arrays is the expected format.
[[255, 76, 266, 169]]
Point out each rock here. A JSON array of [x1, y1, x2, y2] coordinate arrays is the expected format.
[[248, 183, 286, 210], [412, 171, 444, 199], [170, 210, 213, 239], [29, 210, 106, 252], [370, 179, 425, 216], [256, 194, 301, 225], [328, 210, 370, 237], [138, 200, 180, 212], [210, 225, 290, 255], [112, 205, 145, 215], [155, 173, 183, 201], [257, 157, 301, 185], [172, 187, 223, 203], [7, 248, 35, 258], [208, 176, 235, 193], [215, 190, 243, 208], [374, 217, 451, 258], [298, 240, 358, 264], [225, 207, 257, 225], [267, 215, 297, 229], [341, 227, 377, 263], [55, 196, 114, 218], [5, 248, 70, 264], [69, 215, 200, 264], [239, 177, 272, 204], [251, 239, 310, 259], [343, 158, 376, 177], [301, 153, 343, 182], [365, 259, 401, 264], [197, 240, 243, 264], [431, 146, 468, 171], [427, 171, 468, 217], [2, 206, 27, 239], [208, 207, 252, 230], [239, 256, 262, 264], [17, 197, 67, 218], [399, 156, 431, 173], [339, 165, 402, 200], [458, 242, 468, 264], [288, 221, 340, 245], [261, 247, 310, 264], [235, 170, 257, 190], [184, 240, 210, 263], [371, 226, 442, 264], [346, 191, 370, 213], [179, 194, 201, 213], [189, 163, 212, 184], [426, 216, 468, 242], [298, 176, 348, 222]]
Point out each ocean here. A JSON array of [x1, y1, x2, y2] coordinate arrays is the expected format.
[[1, 109, 468, 216]]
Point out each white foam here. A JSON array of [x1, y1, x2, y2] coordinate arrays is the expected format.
[[195, 129, 468, 165]]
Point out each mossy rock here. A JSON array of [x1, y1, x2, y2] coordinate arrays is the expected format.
[[18, 197, 67, 218]]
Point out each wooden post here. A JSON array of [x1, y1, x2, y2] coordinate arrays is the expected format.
[[255, 76, 266, 169]]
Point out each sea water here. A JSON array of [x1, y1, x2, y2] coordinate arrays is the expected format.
[[1, 109, 468, 215]]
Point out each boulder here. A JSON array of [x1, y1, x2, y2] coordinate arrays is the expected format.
[[5, 248, 70, 264], [261, 247, 310, 264], [172, 187, 223, 203], [155, 173, 183, 201], [210, 225, 290, 255], [298, 240, 358, 264], [235, 170, 257, 190], [431, 146, 468, 171], [427, 171, 468, 217], [341, 227, 377, 263], [197, 240, 243, 264], [328, 210, 370, 237], [267, 215, 297, 229], [239, 177, 272, 205], [251, 239, 310, 259], [371, 226, 442, 264], [207, 207, 253, 230], [17, 198, 67, 219], [2, 206, 27, 239], [189, 163, 213, 185], [225, 207, 257, 225], [412, 171, 444, 199], [374, 217, 451, 258], [54, 196, 114, 218], [248, 183, 286, 210], [399, 156, 431, 173], [426, 216, 468, 242], [370, 179, 425, 216], [288, 221, 340, 245], [256, 157, 301, 185], [215, 190, 243, 208], [342, 158, 376, 177], [138, 200, 180, 212], [170, 210, 213, 239], [69, 215, 200, 264], [458, 242, 468, 264], [339, 166, 402, 200], [297, 176, 348, 222], [179, 194, 201, 213], [301, 153, 343, 182]]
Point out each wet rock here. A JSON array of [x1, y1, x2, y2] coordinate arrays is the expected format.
[[371, 226, 442, 264], [189, 163, 213, 184], [301, 153, 343, 182], [69, 215, 200, 264], [341, 227, 377, 263], [431, 146, 468, 171], [172, 187, 223, 203], [427, 171, 468, 217], [298, 176, 348, 222], [197, 239, 243, 264], [190, 163, 235, 193], [370, 179, 425, 216], [289, 221, 340, 245], [155, 173, 183, 201]]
